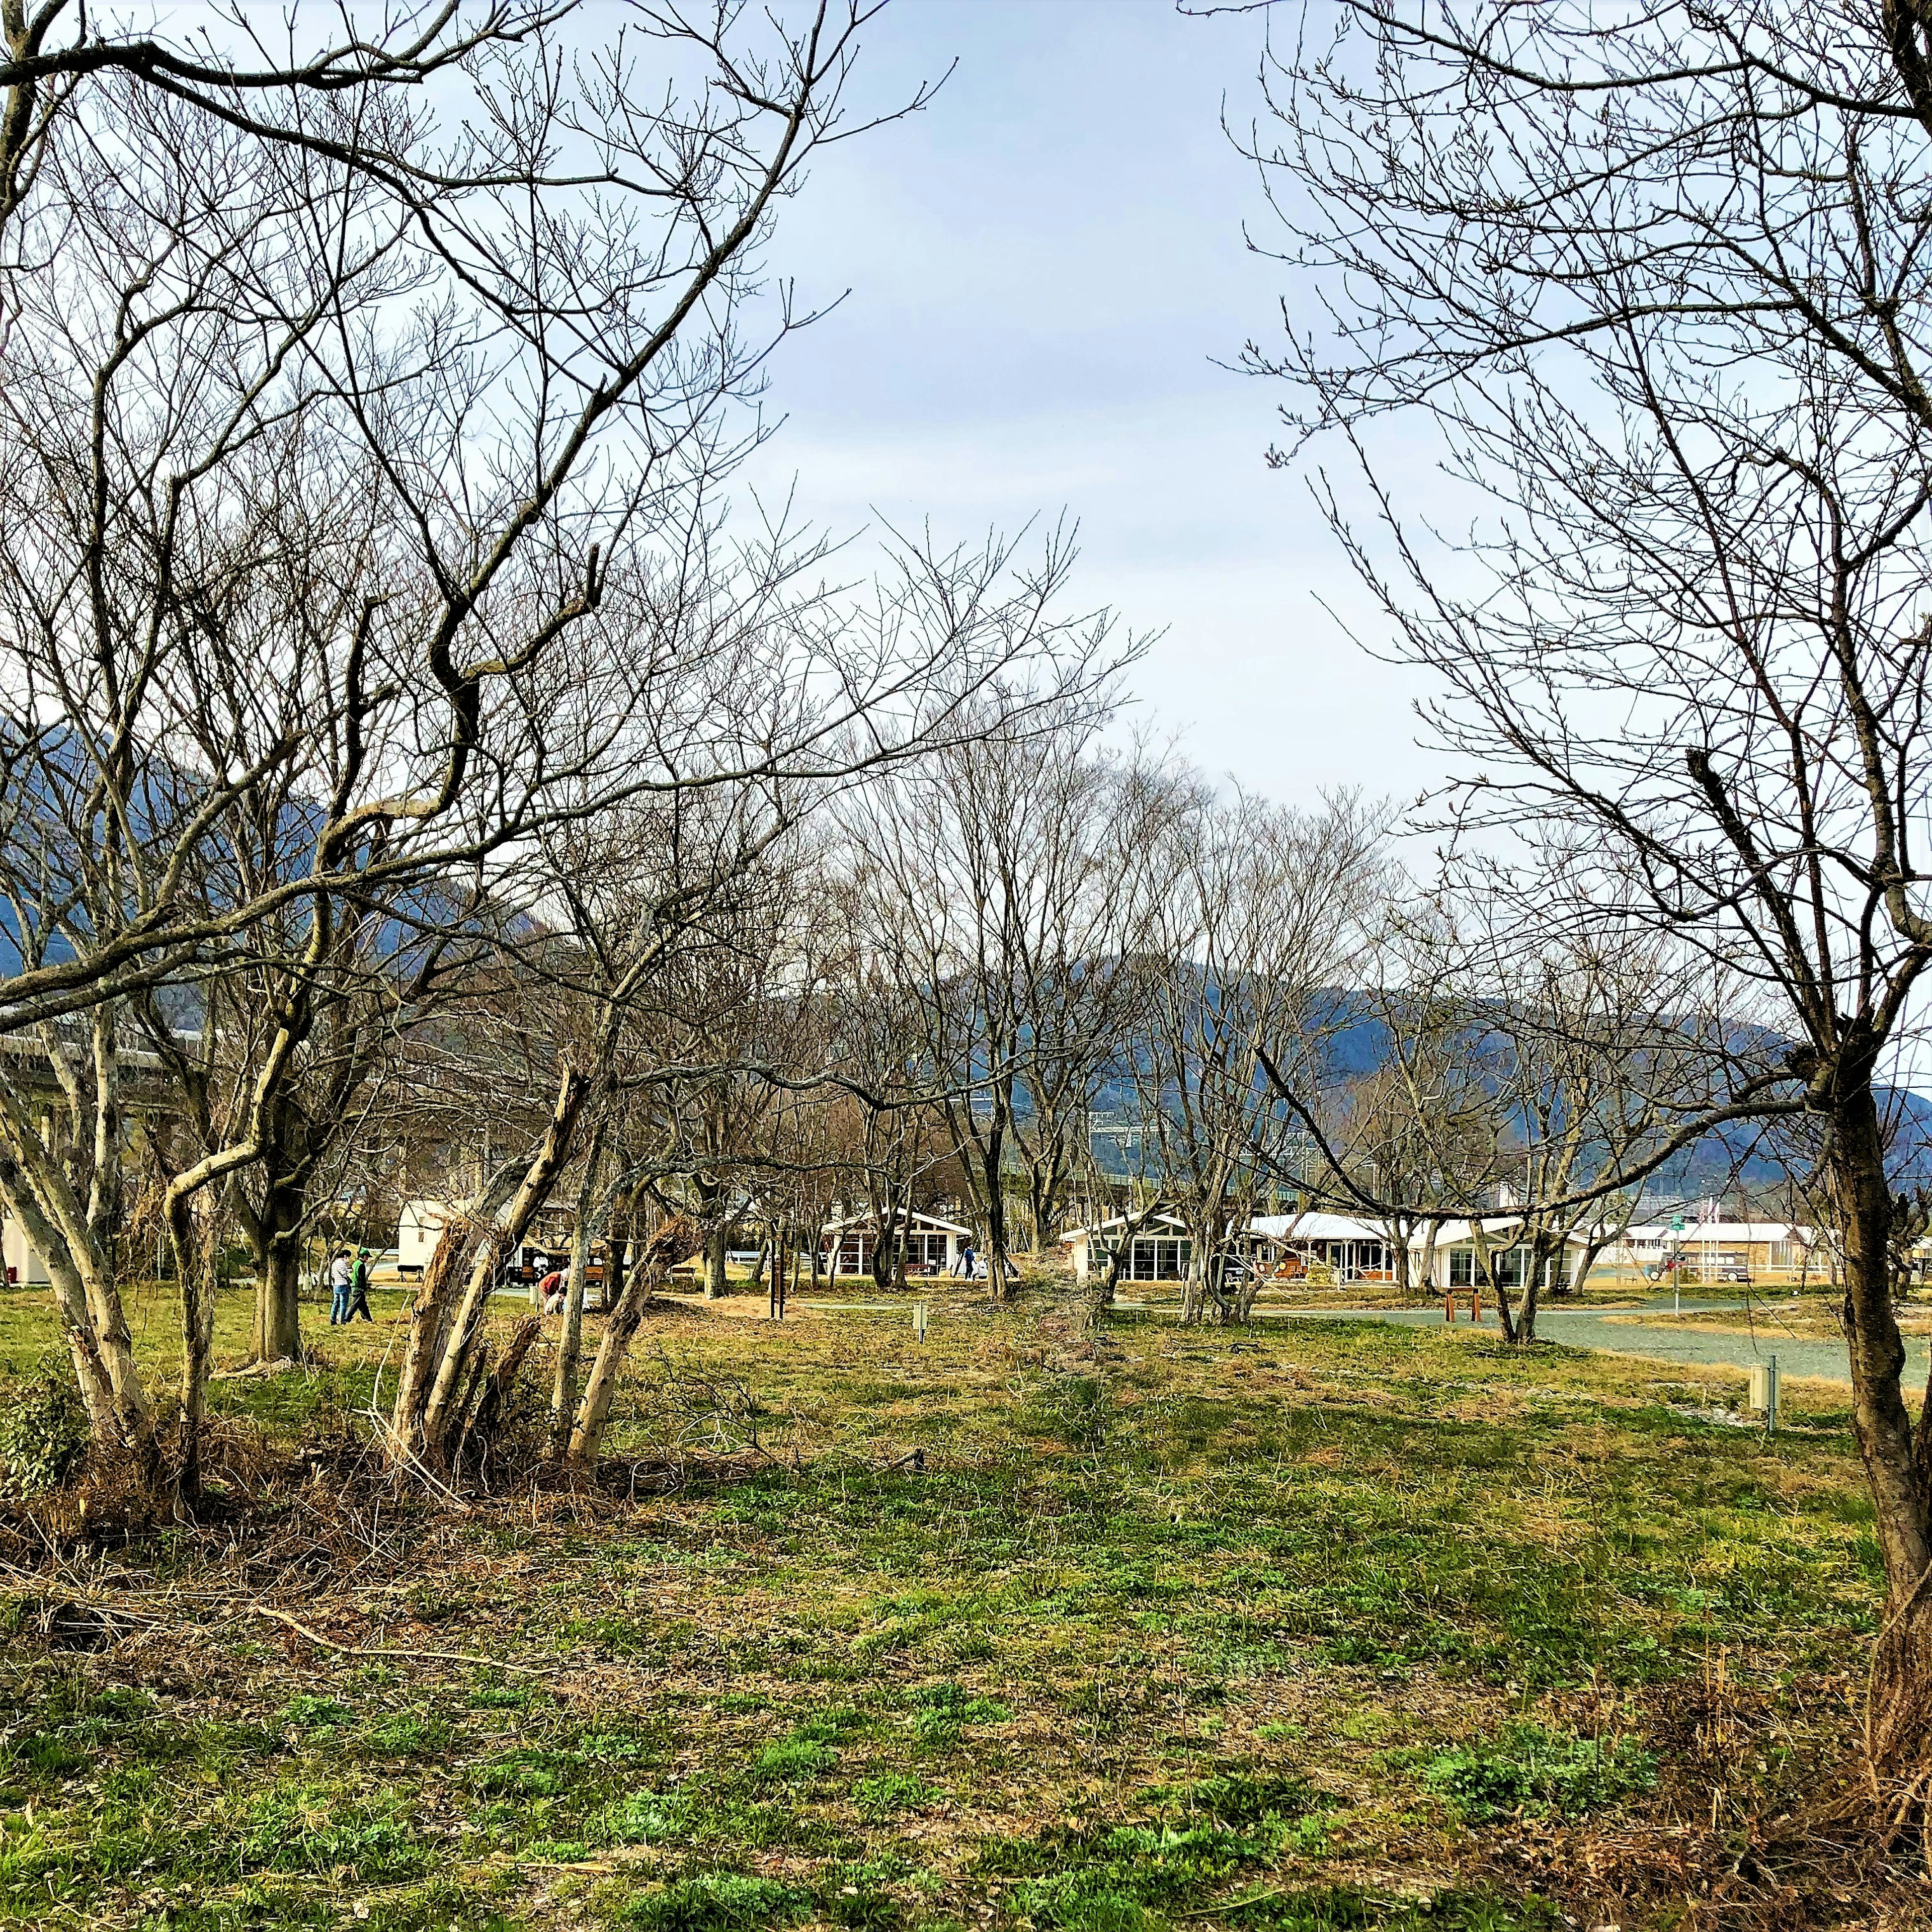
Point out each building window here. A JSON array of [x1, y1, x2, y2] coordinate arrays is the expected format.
[[1125, 1237, 1190, 1279], [1449, 1249, 1474, 1286]]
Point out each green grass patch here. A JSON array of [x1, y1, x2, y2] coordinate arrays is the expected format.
[[1422, 1724, 1656, 1822]]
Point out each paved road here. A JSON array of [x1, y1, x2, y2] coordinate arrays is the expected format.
[[1265, 1295, 1921, 1388]]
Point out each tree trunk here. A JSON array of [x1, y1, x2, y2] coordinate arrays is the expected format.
[[1416, 1223, 1439, 1302], [406, 1064, 589, 1464], [246, 1177, 305, 1363], [569, 1215, 697, 1464], [549, 1124, 607, 1458], [982, 1124, 1012, 1301], [704, 1217, 728, 1300], [0, 1154, 154, 1461], [604, 1211, 630, 1318], [1182, 1232, 1205, 1325], [1831, 1083, 1932, 1801], [1474, 1232, 1518, 1343], [569, 1263, 655, 1465], [166, 1191, 214, 1504], [1390, 1216, 1413, 1298], [465, 1316, 542, 1469], [389, 1217, 482, 1449]]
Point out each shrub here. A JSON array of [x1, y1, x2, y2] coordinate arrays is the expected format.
[[1028, 1375, 1111, 1450], [0, 1371, 89, 1496], [605, 1788, 692, 1846], [280, 1695, 351, 1732]]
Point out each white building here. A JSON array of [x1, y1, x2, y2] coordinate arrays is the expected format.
[[1250, 1212, 1395, 1282], [1060, 1213, 1193, 1282], [1415, 1217, 1604, 1295], [395, 1197, 573, 1283], [396, 1197, 467, 1278], [2, 1214, 49, 1287], [820, 1210, 970, 1277], [1616, 1219, 1813, 1282]]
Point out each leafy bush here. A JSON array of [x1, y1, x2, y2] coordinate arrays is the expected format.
[[982, 1821, 1267, 1930], [233, 1783, 426, 1879], [1422, 1724, 1655, 1822], [361, 1710, 452, 1758], [1028, 1375, 1112, 1450], [0, 1372, 88, 1496], [1223, 1889, 1555, 1930], [280, 1695, 351, 1732], [470, 1747, 579, 1797], [796, 1705, 870, 1742], [468, 1684, 531, 1710], [1170, 1770, 1319, 1827]]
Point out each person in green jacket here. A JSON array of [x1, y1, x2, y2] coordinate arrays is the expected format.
[[346, 1249, 373, 1323]]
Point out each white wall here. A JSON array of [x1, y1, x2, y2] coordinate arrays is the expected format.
[[2, 1215, 49, 1286]]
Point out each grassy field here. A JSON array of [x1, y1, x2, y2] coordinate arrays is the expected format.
[[0, 1277, 1908, 1931]]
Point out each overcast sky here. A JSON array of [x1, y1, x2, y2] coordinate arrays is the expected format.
[[739, 0, 1447, 810]]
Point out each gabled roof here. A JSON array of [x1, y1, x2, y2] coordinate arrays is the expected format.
[[1624, 1221, 1812, 1244], [1424, 1216, 1603, 1249], [823, 1210, 972, 1237], [1057, 1213, 1188, 1244], [1250, 1213, 1388, 1243]]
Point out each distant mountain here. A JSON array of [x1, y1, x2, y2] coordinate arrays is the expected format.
[[1074, 983, 1932, 1193]]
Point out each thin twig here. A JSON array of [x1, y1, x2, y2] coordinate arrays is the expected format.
[[246, 1604, 552, 1676]]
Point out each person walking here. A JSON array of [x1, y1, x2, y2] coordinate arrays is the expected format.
[[956, 1241, 978, 1281], [328, 1249, 353, 1324], [347, 1249, 374, 1323]]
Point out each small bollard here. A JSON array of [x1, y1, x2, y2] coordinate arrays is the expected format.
[[1443, 1293, 1455, 1323], [913, 1302, 929, 1343]]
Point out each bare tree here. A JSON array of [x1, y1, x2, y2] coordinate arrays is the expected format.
[[839, 698, 1156, 1298], [0, 2, 564, 236], [1141, 787, 1387, 1323], [1248, 0, 1932, 1821], [0, 2, 953, 1487]]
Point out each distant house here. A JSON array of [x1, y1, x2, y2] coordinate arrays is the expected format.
[[395, 1197, 573, 1284], [1419, 1218, 1603, 1295], [820, 1210, 970, 1277], [1249, 1213, 1394, 1282], [1059, 1213, 1194, 1283], [1616, 1220, 1814, 1282], [2, 1214, 49, 1287]]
